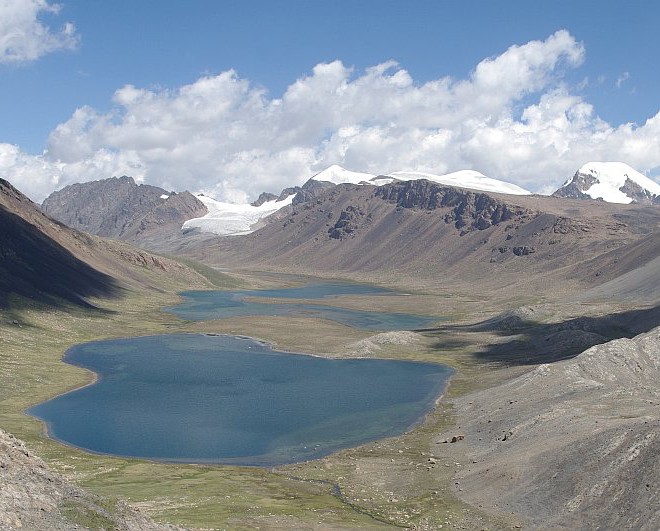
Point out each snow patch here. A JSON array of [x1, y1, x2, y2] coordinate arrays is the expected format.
[[182, 194, 294, 236]]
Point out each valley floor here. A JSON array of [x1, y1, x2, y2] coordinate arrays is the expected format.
[[1, 266, 658, 529]]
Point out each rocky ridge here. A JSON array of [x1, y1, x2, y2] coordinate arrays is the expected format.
[[0, 177, 206, 308]]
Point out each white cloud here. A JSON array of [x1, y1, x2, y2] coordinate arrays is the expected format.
[[4, 30, 660, 203], [0, 0, 78, 64], [615, 71, 630, 89]]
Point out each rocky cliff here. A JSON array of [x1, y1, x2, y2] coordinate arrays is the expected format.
[[180, 179, 660, 300]]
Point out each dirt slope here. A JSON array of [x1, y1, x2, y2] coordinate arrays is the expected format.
[[445, 327, 660, 529]]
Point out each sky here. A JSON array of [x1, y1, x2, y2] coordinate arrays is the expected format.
[[1, 0, 660, 203]]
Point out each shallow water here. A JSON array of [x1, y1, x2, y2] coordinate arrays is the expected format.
[[29, 334, 452, 466], [166, 281, 439, 331]]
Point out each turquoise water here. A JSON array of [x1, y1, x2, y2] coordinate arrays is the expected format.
[[166, 282, 439, 331], [28, 334, 451, 466]]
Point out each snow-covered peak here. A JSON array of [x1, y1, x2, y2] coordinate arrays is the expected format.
[[387, 170, 532, 195], [311, 165, 377, 185], [310, 165, 531, 195], [182, 193, 294, 236], [554, 162, 660, 204]]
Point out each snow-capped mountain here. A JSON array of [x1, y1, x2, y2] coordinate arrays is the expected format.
[[310, 165, 378, 185], [182, 193, 295, 236], [386, 170, 532, 196], [186, 165, 532, 237], [310, 165, 532, 195], [552, 162, 660, 204]]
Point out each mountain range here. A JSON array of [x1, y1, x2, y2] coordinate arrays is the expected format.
[[40, 162, 660, 245]]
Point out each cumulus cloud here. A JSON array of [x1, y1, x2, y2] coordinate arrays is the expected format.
[[0, 0, 78, 64], [3, 30, 660, 202]]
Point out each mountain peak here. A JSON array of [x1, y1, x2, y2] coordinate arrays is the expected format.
[[311, 165, 377, 185], [553, 162, 660, 204]]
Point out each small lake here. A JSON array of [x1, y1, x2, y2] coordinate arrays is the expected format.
[[166, 281, 439, 331], [29, 334, 452, 466]]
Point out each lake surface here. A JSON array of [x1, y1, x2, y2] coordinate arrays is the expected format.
[[166, 281, 439, 331], [28, 334, 452, 466]]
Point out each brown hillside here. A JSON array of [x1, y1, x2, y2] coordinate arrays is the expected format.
[[0, 178, 203, 308], [180, 180, 660, 300]]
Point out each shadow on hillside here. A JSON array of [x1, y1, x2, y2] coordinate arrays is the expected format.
[[422, 304, 660, 366], [0, 206, 121, 311]]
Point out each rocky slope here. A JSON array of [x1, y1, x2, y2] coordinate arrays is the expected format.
[[447, 325, 660, 529], [0, 428, 179, 530], [41, 176, 207, 249]]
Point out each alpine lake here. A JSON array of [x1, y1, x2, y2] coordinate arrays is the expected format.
[[29, 282, 452, 466]]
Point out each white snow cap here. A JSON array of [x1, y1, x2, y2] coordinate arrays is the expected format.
[[574, 162, 660, 204], [387, 170, 532, 195], [182, 193, 294, 236], [311, 165, 531, 195], [311, 165, 378, 185]]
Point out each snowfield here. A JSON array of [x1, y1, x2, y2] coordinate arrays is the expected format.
[[311, 165, 378, 185], [387, 170, 532, 195], [182, 193, 294, 236]]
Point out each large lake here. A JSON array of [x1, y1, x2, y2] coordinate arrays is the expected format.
[[165, 282, 440, 331], [29, 334, 451, 466]]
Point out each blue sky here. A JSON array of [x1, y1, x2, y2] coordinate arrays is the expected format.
[[1, 0, 659, 201]]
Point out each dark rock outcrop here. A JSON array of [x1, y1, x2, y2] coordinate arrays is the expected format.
[[620, 177, 657, 204], [374, 179, 529, 232], [329, 206, 369, 239], [251, 192, 277, 206], [552, 171, 598, 200], [293, 179, 336, 205]]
